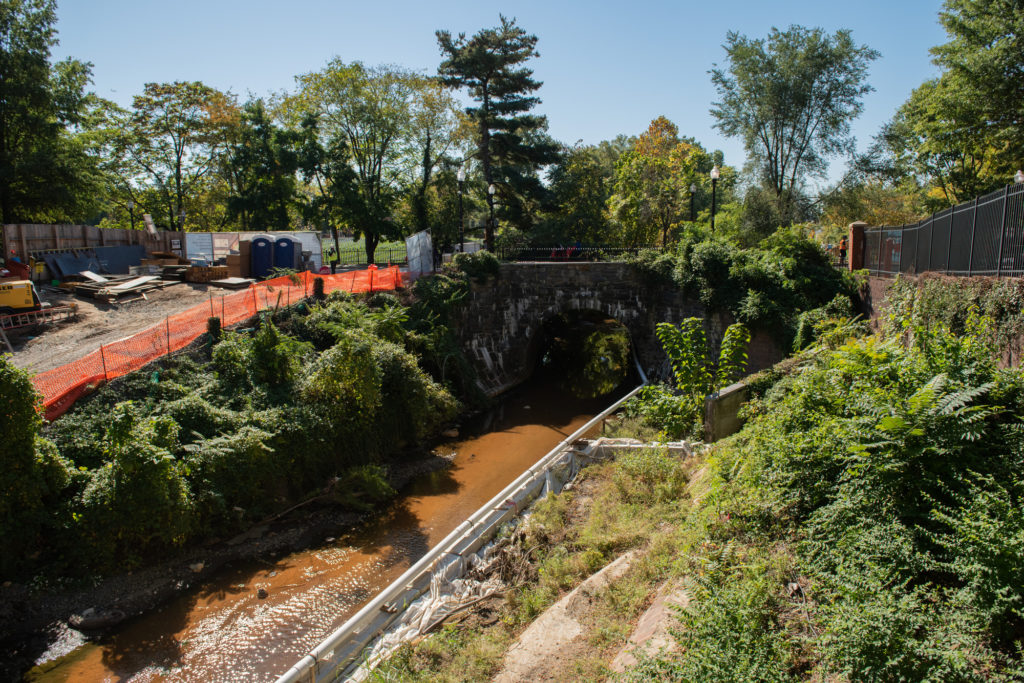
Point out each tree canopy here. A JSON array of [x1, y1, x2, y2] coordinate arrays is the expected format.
[[608, 117, 717, 246], [878, 0, 1023, 205], [710, 26, 878, 223], [0, 0, 104, 223], [437, 15, 559, 244]]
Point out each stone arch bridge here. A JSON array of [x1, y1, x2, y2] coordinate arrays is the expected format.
[[450, 262, 783, 396]]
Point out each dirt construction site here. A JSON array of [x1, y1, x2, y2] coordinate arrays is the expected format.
[[6, 282, 229, 375]]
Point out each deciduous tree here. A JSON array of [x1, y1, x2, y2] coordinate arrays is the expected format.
[[288, 61, 416, 262], [122, 81, 237, 230], [607, 117, 717, 246], [710, 26, 878, 222], [880, 0, 1022, 203], [223, 99, 300, 232], [0, 0, 104, 223]]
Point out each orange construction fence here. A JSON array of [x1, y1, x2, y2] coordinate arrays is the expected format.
[[33, 266, 403, 422]]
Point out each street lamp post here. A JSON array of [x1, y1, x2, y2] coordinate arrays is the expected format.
[[487, 183, 496, 252], [127, 200, 135, 231], [689, 183, 696, 222], [709, 165, 720, 234], [457, 166, 466, 252]]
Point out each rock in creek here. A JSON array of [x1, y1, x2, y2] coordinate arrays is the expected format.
[[69, 607, 127, 631]]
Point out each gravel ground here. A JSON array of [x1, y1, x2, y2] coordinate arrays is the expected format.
[[6, 282, 231, 375]]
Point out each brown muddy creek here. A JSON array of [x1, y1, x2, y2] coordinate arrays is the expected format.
[[29, 379, 620, 682]]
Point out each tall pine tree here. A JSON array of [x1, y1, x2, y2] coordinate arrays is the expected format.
[[437, 16, 558, 246]]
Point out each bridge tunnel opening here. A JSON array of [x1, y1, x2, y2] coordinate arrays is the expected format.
[[526, 309, 636, 399]]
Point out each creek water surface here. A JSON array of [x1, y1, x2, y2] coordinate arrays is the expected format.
[[30, 378, 622, 682]]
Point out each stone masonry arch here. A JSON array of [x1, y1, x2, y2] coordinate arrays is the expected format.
[[451, 262, 783, 396]]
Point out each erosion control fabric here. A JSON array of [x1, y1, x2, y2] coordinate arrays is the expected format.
[[33, 267, 402, 421]]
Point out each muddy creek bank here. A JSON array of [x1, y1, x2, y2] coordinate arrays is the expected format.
[[22, 377, 623, 682]]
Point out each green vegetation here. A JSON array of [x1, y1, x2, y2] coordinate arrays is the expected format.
[[371, 446, 696, 682], [437, 15, 559, 238], [0, 272, 502, 581], [630, 228, 855, 345], [626, 307, 1024, 679], [542, 312, 631, 399], [376, 289, 1024, 681]]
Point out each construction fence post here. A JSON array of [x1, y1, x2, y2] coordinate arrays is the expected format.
[[100, 345, 108, 380], [165, 316, 171, 356]]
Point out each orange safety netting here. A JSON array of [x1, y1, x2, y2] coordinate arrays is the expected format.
[[33, 266, 403, 422]]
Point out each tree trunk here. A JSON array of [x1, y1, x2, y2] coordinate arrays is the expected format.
[[364, 231, 379, 265]]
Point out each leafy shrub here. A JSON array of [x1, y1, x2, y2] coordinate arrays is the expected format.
[[622, 384, 699, 439], [371, 339, 458, 450], [671, 557, 795, 682], [630, 231, 854, 346], [160, 393, 240, 442], [792, 293, 855, 351], [184, 426, 276, 529], [330, 464, 395, 511], [211, 331, 253, 393], [685, 315, 1024, 678], [449, 250, 499, 282], [248, 319, 313, 393], [76, 403, 193, 569], [0, 357, 72, 578], [297, 329, 382, 449], [625, 318, 750, 438]]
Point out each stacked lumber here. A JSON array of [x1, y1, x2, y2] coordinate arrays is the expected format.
[[73, 274, 180, 301], [185, 266, 229, 283]]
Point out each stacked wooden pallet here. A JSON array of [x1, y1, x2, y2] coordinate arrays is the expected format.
[[73, 274, 180, 302]]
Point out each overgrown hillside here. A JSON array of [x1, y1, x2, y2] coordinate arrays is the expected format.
[[374, 294, 1024, 681], [0, 256, 496, 584]]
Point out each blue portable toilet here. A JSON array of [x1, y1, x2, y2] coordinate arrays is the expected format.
[[251, 236, 274, 279], [274, 236, 299, 271]]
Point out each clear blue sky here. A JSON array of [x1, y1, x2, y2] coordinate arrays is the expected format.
[[53, 0, 946, 187]]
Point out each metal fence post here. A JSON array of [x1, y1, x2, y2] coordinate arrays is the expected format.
[[997, 185, 1010, 277], [915, 222, 921, 273], [165, 316, 171, 355], [928, 212, 936, 273], [945, 211, 952, 273], [968, 197, 978, 276], [898, 224, 904, 273], [100, 344, 108, 380]]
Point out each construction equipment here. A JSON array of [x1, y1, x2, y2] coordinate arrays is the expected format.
[[0, 280, 49, 315]]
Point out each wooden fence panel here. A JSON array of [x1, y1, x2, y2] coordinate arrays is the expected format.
[[1, 224, 184, 260]]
